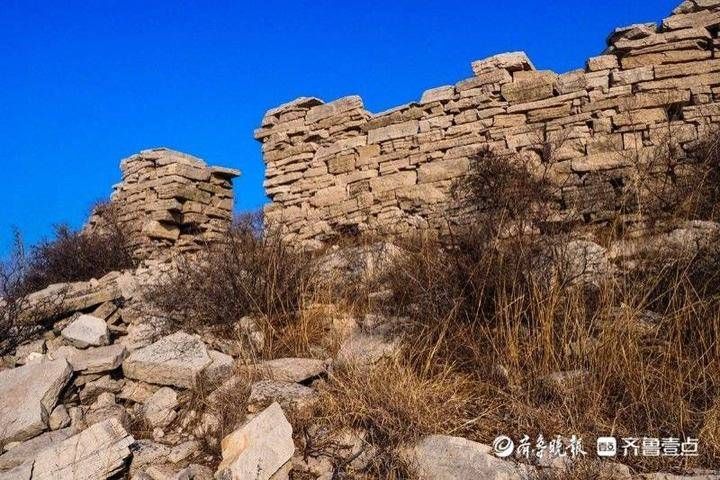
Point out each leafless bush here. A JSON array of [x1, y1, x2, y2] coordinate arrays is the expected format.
[[452, 148, 559, 238], [18, 201, 135, 295], [0, 231, 38, 355], [148, 213, 314, 335]]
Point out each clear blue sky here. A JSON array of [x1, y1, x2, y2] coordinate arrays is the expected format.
[[0, 0, 679, 254]]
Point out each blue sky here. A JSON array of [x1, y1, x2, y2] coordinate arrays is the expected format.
[[0, 0, 679, 254]]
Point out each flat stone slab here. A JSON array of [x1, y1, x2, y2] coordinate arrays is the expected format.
[[0, 428, 73, 470], [0, 359, 73, 448], [247, 380, 317, 413], [243, 358, 327, 383], [216, 402, 294, 480], [61, 314, 110, 348], [403, 435, 531, 480], [31, 418, 134, 480], [122, 331, 212, 388], [51, 344, 127, 374]]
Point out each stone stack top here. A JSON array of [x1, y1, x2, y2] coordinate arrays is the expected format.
[[88, 147, 240, 260]]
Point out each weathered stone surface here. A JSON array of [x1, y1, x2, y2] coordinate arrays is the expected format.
[[243, 358, 327, 383], [48, 405, 70, 431], [123, 332, 212, 388], [51, 344, 127, 374], [0, 462, 32, 480], [215, 402, 294, 480], [587, 55, 619, 71], [61, 314, 110, 348], [247, 381, 317, 413], [403, 435, 530, 480], [201, 350, 234, 385], [501, 71, 556, 103], [471, 51, 534, 75], [367, 121, 419, 144], [0, 428, 73, 471], [142, 387, 178, 428], [0, 359, 73, 447], [31, 418, 134, 480], [335, 330, 399, 368]]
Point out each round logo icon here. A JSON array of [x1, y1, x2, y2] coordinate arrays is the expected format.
[[493, 436, 515, 458]]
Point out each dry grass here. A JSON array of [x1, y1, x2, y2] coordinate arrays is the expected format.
[[363, 230, 720, 476]]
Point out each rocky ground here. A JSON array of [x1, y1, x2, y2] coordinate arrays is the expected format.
[[1, 219, 720, 480]]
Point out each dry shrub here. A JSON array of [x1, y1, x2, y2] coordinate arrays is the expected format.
[[16, 201, 134, 295], [452, 147, 560, 237], [0, 232, 40, 355], [148, 213, 313, 333]]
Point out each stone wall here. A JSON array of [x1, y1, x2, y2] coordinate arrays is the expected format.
[[255, 0, 720, 244], [87, 148, 240, 259]]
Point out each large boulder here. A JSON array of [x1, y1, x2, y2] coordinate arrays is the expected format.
[[0, 359, 73, 447], [31, 418, 134, 480], [402, 435, 531, 480], [215, 402, 294, 480], [122, 332, 212, 388]]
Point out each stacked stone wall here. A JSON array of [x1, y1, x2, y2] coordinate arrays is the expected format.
[[256, 0, 720, 244], [87, 148, 240, 259]]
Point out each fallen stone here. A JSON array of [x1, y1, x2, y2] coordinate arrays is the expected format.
[[51, 344, 127, 374], [61, 314, 110, 348], [403, 435, 531, 480], [142, 387, 179, 428], [247, 380, 317, 413], [79, 375, 124, 403], [123, 331, 212, 388], [215, 402, 294, 480], [168, 440, 200, 464], [31, 418, 134, 480], [14, 340, 45, 366], [175, 464, 213, 480], [0, 428, 73, 470], [120, 316, 171, 351], [0, 359, 73, 447], [130, 440, 171, 475], [48, 405, 70, 431], [201, 350, 234, 385], [242, 358, 327, 383], [118, 380, 159, 404], [335, 330, 399, 368]]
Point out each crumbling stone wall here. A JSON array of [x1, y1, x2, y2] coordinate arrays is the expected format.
[[256, 0, 720, 244], [87, 148, 240, 259]]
